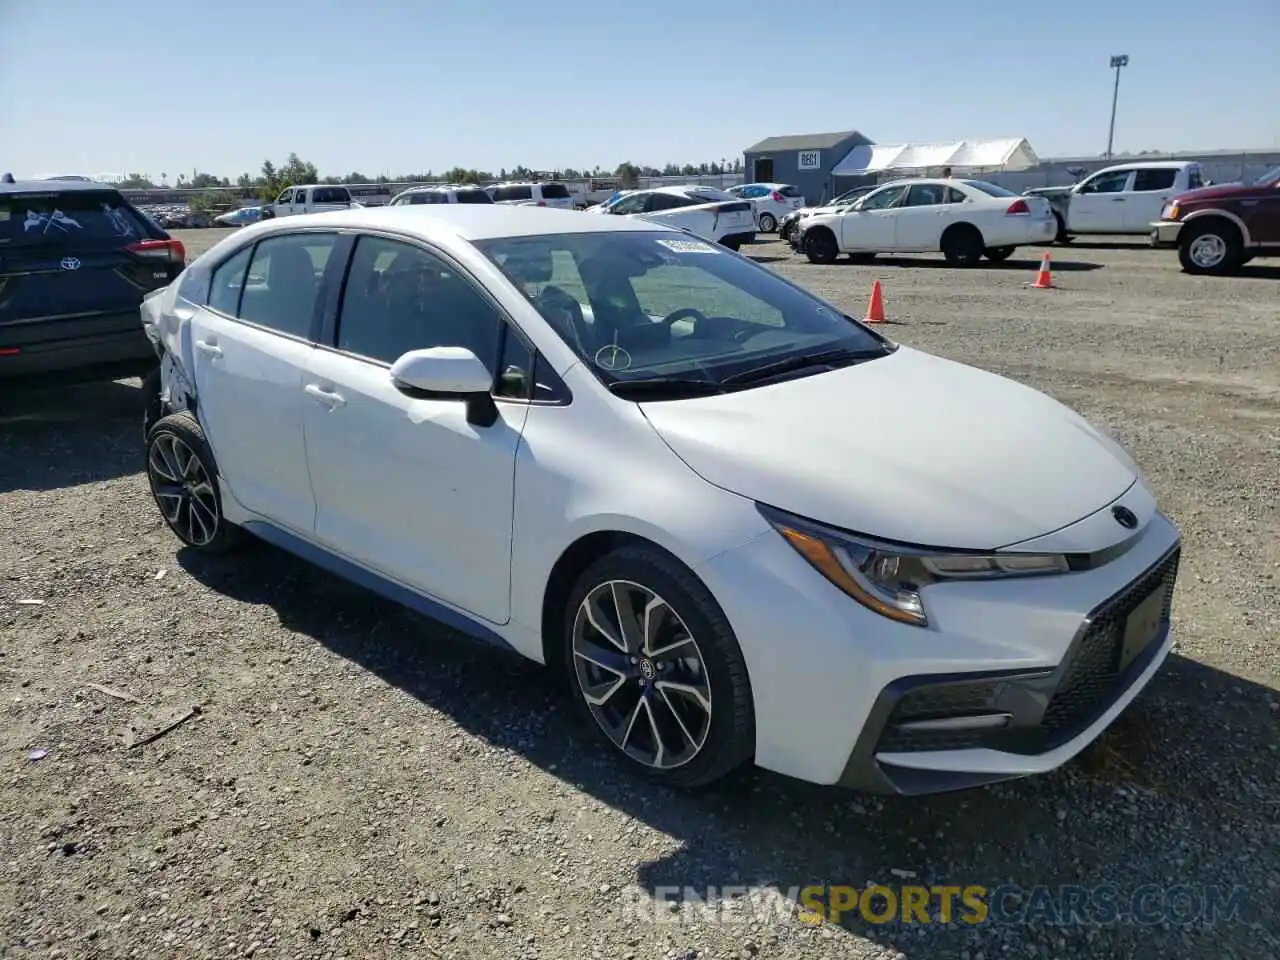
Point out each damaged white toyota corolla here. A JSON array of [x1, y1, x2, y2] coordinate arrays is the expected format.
[[140, 205, 1181, 794]]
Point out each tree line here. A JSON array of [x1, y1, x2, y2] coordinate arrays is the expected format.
[[113, 152, 747, 197]]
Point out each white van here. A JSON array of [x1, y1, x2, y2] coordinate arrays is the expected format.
[[265, 184, 358, 219]]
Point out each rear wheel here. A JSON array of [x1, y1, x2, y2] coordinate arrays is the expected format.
[[757, 212, 777, 233], [563, 545, 755, 788], [984, 246, 1016, 262], [1178, 219, 1243, 275], [804, 228, 839, 265], [146, 412, 243, 554], [941, 225, 985, 266]]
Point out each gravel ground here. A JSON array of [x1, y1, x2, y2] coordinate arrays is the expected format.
[[2, 231, 1278, 960]]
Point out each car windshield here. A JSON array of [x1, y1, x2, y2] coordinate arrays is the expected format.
[[1254, 166, 1280, 186], [961, 180, 1019, 198], [474, 231, 892, 394]]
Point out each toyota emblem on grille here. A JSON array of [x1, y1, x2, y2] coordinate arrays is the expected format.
[[1112, 506, 1138, 529], [60, 257, 81, 271]]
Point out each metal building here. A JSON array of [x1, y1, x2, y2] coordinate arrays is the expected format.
[[741, 130, 874, 204]]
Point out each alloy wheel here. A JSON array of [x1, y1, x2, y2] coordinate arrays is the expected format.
[[571, 580, 712, 770], [147, 433, 220, 547]]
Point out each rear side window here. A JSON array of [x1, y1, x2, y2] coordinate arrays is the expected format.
[[0, 189, 152, 248], [962, 180, 1019, 198], [312, 186, 350, 204], [237, 233, 339, 338], [1187, 167, 1204, 189], [1133, 169, 1177, 191], [454, 189, 494, 204], [779, 185, 803, 198], [493, 185, 533, 202], [539, 183, 571, 200]]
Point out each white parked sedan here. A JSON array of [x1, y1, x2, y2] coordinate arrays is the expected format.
[[594, 185, 757, 249], [725, 182, 806, 233], [797, 178, 1057, 265], [139, 205, 1181, 794]]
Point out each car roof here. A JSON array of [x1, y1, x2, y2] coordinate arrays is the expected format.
[[243, 204, 675, 242], [0, 179, 122, 195]]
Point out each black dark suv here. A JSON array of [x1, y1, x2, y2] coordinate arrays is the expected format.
[[1, 178, 186, 388]]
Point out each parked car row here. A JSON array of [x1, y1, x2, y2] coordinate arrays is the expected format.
[[134, 201, 1185, 796]]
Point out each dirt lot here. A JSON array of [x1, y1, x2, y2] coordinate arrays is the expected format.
[[2, 231, 1278, 960]]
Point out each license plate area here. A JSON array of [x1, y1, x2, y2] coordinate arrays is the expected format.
[[1118, 584, 1167, 672]]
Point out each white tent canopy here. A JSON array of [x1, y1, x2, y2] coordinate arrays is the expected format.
[[830, 138, 1039, 176]]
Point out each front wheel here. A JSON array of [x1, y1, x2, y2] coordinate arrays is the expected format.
[[984, 246, 1016, 262], [804, 228, 839, 265], [757, 212, 777, 233], [146, 412, 243, 554], [1178, 220, 1243, 275], [563, 545, 755, 788]]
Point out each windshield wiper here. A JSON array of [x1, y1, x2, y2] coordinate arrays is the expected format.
[[720, 346, 888, 387], [607, 377, 727, 399]]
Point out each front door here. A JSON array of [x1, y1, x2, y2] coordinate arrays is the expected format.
[[1069, 168, 1132, 232], [301, 233, 527, 623], [840, 183, 907, 250], [187, 231, 340, 532], [274, 188, 296, 217]]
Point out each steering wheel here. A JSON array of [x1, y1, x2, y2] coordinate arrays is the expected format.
[[660, 307, 709, 328]]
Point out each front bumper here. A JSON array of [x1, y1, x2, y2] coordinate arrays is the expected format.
[[694, 501, 1182, 793], [1150, 220, 1183, 247]]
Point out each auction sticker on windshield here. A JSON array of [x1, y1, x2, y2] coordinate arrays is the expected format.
[[656, 239, 719, 254]]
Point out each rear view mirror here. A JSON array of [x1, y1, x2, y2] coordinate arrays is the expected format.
[[390, 347, 498, 427]]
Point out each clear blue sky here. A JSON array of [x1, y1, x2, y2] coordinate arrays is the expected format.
[[2, 0, 1276, 180]]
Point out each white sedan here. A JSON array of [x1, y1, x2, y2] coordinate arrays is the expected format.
[[797, 178, 1057, 265], [139, 205, 1181, 794], [725, 182, 806, 233], [592, 185, 757, 249]]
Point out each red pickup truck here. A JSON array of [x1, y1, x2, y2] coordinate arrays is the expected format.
[[1150, 166, 1280, 274]]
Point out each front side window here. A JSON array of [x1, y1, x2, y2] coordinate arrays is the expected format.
[[237, 233, 338, 338], [476, 231, 890, 395], [859, 185, 908, 211], [335, 235, 501, 367], [1079, 170, 1131, 194], [609, 193, 649, 215]]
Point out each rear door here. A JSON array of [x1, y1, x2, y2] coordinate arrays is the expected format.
[[1125, 168, 1179, 230], [0, 187, 183, 372]]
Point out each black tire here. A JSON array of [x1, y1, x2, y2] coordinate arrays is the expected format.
[[1053, 212, 1071, 243], [984, 246, 1016, 262], [758, 212, 777, 233], [779, 222, 793, 242], [145, 412, 243, 554], [1178, 219, 1244, 275], [941, 224, 984, 266], [141, 366, 164, 441], [562, 545, 755, 789], [804, 228, 839, 265]]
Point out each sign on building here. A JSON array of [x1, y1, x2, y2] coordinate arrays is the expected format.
[[797, 150, 822, 170]]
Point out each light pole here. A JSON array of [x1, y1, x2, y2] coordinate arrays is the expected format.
[[1106, 54, 1129, 160]]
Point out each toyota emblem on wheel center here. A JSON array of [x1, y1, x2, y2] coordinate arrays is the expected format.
[[1112, 505, 1139, 529], [59, 257, 81, 271]]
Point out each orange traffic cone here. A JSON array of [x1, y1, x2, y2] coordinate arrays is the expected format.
[[864, 280, 887, 323], [1029, 252, 1054, 289]]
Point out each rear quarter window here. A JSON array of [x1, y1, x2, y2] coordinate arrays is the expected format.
[[539, 183, 571, 200], [0, 189, 154, 247]]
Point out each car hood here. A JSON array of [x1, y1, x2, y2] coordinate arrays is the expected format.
[[1171, 182, 1250, 203], [639, 347, 1139, 549]]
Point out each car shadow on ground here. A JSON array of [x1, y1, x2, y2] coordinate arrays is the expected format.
[[866, 256, 1103, 273], [178, 541, 1279, 959], [0, 378, 144, 494]]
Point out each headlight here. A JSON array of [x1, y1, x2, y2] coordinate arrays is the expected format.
[[1162, 203, 1180, 221], [757, 505, 1069, 627]]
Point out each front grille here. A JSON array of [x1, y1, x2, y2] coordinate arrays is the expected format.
[[873, 546, 1180, 756], [1041, 547, 1179, 735]]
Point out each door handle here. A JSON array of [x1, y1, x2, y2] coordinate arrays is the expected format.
[[1111, 198, 1126, 202], [195, 339, 222, 358], [305, 383, 346, 407]]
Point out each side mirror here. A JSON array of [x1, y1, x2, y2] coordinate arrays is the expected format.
[[389, 346, 499, 427]]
